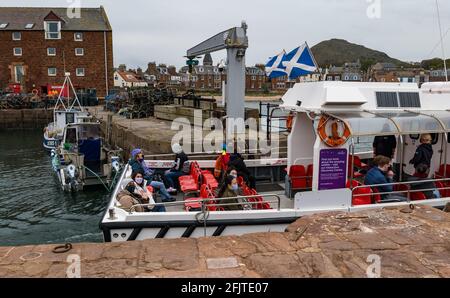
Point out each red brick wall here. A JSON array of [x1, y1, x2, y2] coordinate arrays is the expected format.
[[0, 30, 113, 97]]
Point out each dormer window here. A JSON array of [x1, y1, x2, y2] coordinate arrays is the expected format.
[[45, 21, 61, 39]]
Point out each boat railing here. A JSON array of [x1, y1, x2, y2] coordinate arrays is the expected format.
[[128, 194, 282, 214], [351, 177, 450, 202], [143, 147, 288, 161]]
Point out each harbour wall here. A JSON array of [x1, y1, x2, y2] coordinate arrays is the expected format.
[[1, 205, 449, 278], [0, 109, 53, 130]]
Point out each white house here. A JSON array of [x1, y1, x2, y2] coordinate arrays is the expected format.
[[114, 70, 148, 88]]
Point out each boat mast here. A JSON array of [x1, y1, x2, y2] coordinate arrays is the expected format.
[[436, 0, 448, 81]]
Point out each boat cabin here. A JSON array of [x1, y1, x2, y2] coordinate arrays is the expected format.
[[281, 81, 450, 206]]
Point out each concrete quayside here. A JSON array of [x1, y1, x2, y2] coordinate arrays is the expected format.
[[1, 205, 449, 278]]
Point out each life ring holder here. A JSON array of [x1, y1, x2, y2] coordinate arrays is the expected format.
[[317, 114, 352, 147]]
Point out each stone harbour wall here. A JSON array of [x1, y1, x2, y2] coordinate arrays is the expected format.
[[0, 109, 53, 129]]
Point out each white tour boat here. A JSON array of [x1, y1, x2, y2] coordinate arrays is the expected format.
[[100, 81, 450, 242]]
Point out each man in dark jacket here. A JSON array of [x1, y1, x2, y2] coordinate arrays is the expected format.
[[364, 155, 406, 202], [164, 143, 188, 191], [409, 134, 433, 169]]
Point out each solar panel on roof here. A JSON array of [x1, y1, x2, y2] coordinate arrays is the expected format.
[[399, 92, 421, 108], [376, 92, 399, 108]]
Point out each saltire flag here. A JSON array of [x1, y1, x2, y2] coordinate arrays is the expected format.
[[281, 42, 318, 80], [265, 50, 287, 79]]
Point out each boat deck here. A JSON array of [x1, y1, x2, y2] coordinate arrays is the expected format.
[[156, 181, 294, 213]]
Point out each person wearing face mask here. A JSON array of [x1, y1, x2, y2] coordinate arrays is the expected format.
[[132, 171, 175, 204], [216, 175, 243, 211], [364, 155, 407, 202], [129, 148, 154, 181]]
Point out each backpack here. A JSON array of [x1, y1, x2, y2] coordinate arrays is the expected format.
[[182, 161, 191, 174]]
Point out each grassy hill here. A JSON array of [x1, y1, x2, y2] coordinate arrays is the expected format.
[[311, 39, 410, 70]]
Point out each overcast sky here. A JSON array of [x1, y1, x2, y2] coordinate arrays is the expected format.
[[3, 0, 450, 69]]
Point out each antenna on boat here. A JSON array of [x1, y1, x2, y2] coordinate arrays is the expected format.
[[64, 72, 84, 111], [435, 0, 448, 81]]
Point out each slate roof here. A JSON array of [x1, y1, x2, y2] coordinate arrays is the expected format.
[[0, 6, 111, 31]]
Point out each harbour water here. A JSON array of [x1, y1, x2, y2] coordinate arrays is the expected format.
[[0, 130, 108, 246]]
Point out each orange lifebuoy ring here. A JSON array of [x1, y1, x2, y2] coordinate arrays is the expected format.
[[317, 115, 351, 147]]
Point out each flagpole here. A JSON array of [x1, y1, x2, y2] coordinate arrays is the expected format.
[[305, 41, 322, 81]]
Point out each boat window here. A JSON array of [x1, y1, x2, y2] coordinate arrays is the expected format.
[[66, 113, 75, 124], [65, 127, 77, 144], [78, 125, 100, 140]]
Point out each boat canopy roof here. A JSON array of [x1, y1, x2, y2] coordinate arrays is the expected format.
[[324, 110, 450, 136]]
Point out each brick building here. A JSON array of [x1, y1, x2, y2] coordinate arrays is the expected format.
[[0, 7, 113, 97]]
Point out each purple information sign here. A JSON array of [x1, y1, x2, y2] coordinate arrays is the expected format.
[[318, 148, 348, 191]]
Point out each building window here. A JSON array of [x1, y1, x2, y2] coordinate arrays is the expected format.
[[25, 23, 34, 29], [13, 48, 22, 56], [48, 67, 57, 76], [353, 75, 358, 80], [0, 23, 9, 29], [14, 65, 24, 83], [251, 76, 256, 80], [12, 32, 21, 40], [75, 48, 84, 56], [45, 21, 61, 39], [47, 48, 56, 56], [76, 68, 85, 77], [74, 32, 83, 41]]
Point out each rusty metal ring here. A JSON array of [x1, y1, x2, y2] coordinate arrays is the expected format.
[[52, 243, 73, 254]]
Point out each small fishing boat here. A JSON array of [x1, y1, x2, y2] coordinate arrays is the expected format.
[[51, 121, 123, 192], [43, 73, 89, 151]]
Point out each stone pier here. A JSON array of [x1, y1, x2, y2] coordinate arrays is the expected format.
[[1, 205, 448, 278], [0, 109, 53, 129]]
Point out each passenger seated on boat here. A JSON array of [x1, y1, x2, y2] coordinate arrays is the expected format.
[[216, 175, 244, 211], [217, 166, 244, 196], [129, 148, 154, 181], [116, 182, 147, 213], [164, 143, 188, 192], [132, 171, 175, 203], [409, 134, 433, 169], [128, 173, 166, 212], [364, 155, 407, 202], [228, 152, 256, 189], [407, 164, 440, 199]]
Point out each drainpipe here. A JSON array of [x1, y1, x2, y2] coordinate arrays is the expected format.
[[104, 31, 109, 96]]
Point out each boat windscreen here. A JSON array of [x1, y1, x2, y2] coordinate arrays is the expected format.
[[331, 111, 448, 136], [78, 125, 100, 140], [377, 112, 445, 134]]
